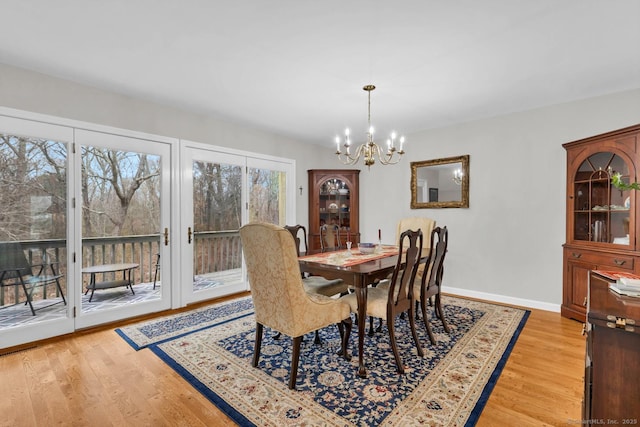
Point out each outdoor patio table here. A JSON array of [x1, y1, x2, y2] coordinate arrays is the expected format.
[[82, 263, 139, 302]]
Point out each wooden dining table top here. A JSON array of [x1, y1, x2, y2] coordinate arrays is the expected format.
[[298, 246, 399, 283]]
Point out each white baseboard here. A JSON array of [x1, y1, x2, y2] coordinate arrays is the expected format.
[[444, 286, 560, 313]]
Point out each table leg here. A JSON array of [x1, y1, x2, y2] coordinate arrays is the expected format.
[[124, 268, 135, 295], [355, 275, 367, 378]]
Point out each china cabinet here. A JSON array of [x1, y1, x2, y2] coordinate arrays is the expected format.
[[307, 169, 360, 251], [562, 124, 640, 321]]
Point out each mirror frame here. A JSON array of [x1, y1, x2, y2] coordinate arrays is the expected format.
[[410, 154, 469, 209]]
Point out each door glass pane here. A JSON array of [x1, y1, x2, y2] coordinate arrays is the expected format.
[[192, 160, 243, 293], [0, 134, 68, 328], [81, 146, 161, 313], [248, 167, 286, 225]]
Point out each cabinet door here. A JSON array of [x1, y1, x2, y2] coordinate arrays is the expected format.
[[568, 148, 635, 249], [563, 257, 594, 320]]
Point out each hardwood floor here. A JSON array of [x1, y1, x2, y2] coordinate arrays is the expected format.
[[0, 295, 585, 426]]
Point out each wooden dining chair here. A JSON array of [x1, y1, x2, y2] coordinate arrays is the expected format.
[[320, 224, 341, 252], [240, 222, 352, 390], [413, 226, 450, 344], [340, 228, 424, 374], [285, 224, 350, 297]]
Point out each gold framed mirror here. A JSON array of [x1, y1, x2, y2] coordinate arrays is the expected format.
[[410, 155, 469, 208]]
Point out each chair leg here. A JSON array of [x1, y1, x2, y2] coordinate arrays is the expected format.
[[55, 278, 67, 305], [314, 330, 322, 345], [387, 314, 404, 374], [408, 304, 424, 357], [435, 293, 450, 333], [289, 336, 303, 390], [19, 278, 36, 316], [421, 297, 437, 345], [252, 323, 264, 367], [153, 266, 159, 289]]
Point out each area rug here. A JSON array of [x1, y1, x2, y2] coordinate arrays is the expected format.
[[115, 296, 253, 350], [118, 296, 529, 426]]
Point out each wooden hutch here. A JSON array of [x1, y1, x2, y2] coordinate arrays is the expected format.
[[307, 169, 360, 251], [562, 124, 640, 321]]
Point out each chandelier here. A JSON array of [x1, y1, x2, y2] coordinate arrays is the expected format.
[[335, 84, 405, 169]]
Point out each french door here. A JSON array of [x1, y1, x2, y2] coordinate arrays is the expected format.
[[0, 115, 75, 347], [74, 130, 173, 329], [180, 141, 294, 304]]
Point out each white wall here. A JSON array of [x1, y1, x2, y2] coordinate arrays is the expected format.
[[2, 62, 640, 311], [360, 89, 640, 310]]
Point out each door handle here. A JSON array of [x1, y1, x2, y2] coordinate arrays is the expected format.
[[164, 228, 169, 246], [187, 227, 192, 244]]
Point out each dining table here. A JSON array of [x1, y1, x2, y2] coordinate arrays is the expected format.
[[298, 245, 400, 378]]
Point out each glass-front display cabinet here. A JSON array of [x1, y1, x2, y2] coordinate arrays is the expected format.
[[562, 124, 640, 321], [308, 169, 360, 251], [571, 152, 632, 246]]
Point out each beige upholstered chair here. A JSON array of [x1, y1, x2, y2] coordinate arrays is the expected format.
[[285, 224, 349, 297], [239, 222, 352, 390], [414, 226, 450, 344], [396, 216, 435, 248], [395, 216, 436, 295], [341, 229, 424, 374]]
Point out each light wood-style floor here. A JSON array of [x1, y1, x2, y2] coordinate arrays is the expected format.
[[0, 293, 585, 427]]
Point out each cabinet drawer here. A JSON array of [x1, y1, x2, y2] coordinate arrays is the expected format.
[[567, 250, 635, 270]]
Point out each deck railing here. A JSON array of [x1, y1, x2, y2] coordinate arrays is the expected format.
[[0, 230, 242, 306]]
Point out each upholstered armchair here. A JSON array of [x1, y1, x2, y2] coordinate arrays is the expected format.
[[239, 222, 352, 390]]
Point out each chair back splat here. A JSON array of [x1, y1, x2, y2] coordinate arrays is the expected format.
[[239, 222, 352, 389], [284, 224, 308, 257]]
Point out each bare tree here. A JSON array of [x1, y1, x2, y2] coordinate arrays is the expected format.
[[82, 147, 159, 236]]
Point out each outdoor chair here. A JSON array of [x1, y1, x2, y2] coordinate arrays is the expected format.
[[240, 222, 352, 390], [0, 241, 66, 316]]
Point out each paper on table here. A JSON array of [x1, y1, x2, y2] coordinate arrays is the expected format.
[[618, 277, 640, 289]]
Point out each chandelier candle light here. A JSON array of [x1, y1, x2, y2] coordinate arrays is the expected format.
[[453, 168, 464, 185], [335, 84, 405, 169]]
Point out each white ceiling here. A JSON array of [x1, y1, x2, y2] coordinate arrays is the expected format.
[[1, 0, 639, 146]]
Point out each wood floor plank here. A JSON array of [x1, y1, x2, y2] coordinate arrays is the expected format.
[[0, 296, 586, 426]]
